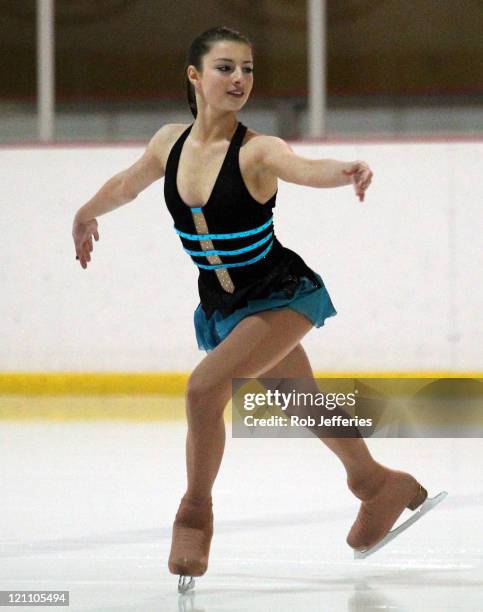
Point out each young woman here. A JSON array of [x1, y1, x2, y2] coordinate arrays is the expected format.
[[72, 27, 434, 591]]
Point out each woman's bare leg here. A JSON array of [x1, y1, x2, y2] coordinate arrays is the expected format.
[[169, 309, 314, 577], [257, 343, 428, 550], [255, 343, 380, 487], [184, 309, 313, 499]]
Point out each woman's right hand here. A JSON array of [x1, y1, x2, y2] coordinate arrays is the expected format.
[[72, 216, 99, 269]]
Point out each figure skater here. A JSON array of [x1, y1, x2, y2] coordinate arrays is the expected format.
[[72, 26, 445, 593]]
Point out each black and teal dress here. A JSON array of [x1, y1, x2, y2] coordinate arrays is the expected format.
[[163, 122, 336, 352]]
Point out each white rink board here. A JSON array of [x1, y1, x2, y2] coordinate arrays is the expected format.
[[0, 141, 482, 371]]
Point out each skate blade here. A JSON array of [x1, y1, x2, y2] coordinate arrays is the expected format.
[[178, 575, 195, 594], [353, 490, 448, 560]]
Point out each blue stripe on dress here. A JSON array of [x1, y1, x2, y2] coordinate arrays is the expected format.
[[193, 241, 273, 269], [174, 217, 273, 241], [184, 232, 273, 257]]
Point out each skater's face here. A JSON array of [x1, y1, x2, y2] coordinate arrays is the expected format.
[[187, 40, 254, 112]]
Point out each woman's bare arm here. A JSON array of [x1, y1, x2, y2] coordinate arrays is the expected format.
[[256, 136, 373, 201], [73, 126, 172, 223], [72, 124, 180, 269]]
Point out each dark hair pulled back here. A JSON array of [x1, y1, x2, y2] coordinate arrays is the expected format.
[[185, 26, 252, 118]]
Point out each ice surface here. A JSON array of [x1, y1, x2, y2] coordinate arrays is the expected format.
[[0, 416, 481, 611]]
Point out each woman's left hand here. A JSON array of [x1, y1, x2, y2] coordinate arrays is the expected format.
[[343, 161, 373, 202]]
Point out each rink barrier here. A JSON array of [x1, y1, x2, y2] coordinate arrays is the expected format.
[[0, 372, 482, 421], [1, 371, 482, 396]]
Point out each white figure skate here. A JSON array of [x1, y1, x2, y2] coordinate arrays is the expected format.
[[354, 490, 448, 559]]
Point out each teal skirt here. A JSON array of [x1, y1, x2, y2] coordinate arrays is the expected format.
[[194, 273, 337, 352]]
